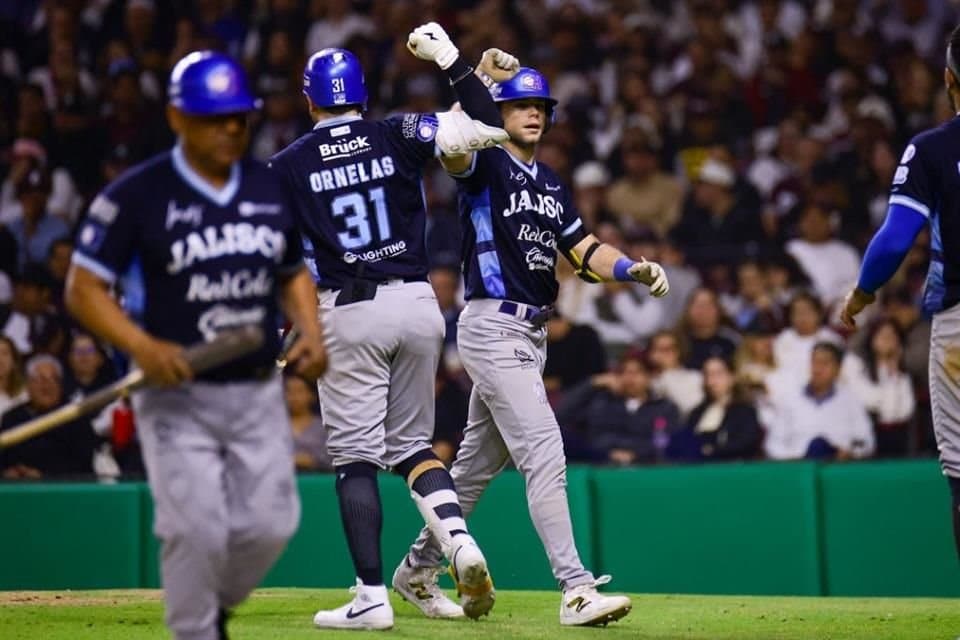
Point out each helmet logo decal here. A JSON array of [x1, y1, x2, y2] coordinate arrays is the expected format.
[[206, 67, 233, 94], [521, 73, 541, 90]]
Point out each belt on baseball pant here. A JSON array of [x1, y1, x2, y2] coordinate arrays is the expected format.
[[333, 275, 428, 307], [498, 301, 554, 328]]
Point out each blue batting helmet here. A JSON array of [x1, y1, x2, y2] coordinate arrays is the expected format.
[[303, 48, 367, 111], [168, 51, 261, 115], [490, 67, 558, 125]]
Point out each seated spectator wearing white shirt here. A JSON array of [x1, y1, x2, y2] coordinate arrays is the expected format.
[[772, 290, 843, 389], [764, 342, 875, 461], [647, 330, 704, 419], [0, 336, 26, 418], [786, 203, 861, 308], [841, 318, 916, 458]]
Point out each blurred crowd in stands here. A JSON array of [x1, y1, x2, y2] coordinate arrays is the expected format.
[[0, 0, 952, 479]]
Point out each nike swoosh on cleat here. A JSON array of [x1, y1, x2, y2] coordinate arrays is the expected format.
[[345, 603, 385, 619]]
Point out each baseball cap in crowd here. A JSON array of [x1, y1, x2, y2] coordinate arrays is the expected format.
[[15, 167, 52, 197], [697, 158, 735, 188], [572, 161, 610, 190]]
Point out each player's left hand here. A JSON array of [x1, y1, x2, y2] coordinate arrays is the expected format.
[[477, 48, 519, 83], [407, 22, 459, 70], [627, 258, 669, 297], [284, 330, 328, 381], [840, 287, 876, 329]]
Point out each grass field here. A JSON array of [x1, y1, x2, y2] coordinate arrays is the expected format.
[[1, 589, 958, 640]]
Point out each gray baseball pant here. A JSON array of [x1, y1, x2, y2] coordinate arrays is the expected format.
[[317, 280, 443, 468], [135, 375, 300, 640], [408, 298, 595, 590], [930, 304, 960, 479]]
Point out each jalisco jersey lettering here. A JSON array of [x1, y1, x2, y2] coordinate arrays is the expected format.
[[889, 117, 960, 314], [453, 147, 587, 307], [268, 113, 438, 289], [72, 147, 304, 380]]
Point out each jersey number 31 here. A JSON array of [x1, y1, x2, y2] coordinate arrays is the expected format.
[[331, 187, 392, 250]]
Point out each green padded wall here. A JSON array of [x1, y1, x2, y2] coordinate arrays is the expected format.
[[0, 483, 142, 589], [819, 460, 960, 596], [591, 462, 822, 595]]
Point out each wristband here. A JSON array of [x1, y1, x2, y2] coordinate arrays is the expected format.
[[613, 257, 636, 282]]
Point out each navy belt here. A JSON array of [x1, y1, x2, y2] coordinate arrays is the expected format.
[[498, 301, 553, 327]]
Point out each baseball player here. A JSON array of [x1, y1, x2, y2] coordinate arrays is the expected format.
[[403, 66, 669, 626], [65, 51, 327, 640], [268, 24, 518, 629], [841, 24, 960, 561]]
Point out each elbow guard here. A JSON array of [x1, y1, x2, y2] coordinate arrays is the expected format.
[[568, 241, 603, 283]]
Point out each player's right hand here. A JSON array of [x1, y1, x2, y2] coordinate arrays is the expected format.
[[283, 332, 328, 381], [407, 22, 459, 69], [132, 337, 193, 387], [839, 287, 876, 329], [477, 48, 520, 83], [627, 258, 670, 297]]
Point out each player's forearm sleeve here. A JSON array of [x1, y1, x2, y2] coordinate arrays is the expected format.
[[445, 57, 504, 127], [856, 203, 927, 294]]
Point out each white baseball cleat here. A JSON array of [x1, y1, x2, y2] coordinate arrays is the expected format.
[[449, 538, 495, 619], [392, 558, 465, 619], [313, 580, 394, 630], [559, 575, 632, 627]]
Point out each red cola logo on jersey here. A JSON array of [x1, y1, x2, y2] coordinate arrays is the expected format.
[[502, 189, 564, 220], [167, 223, 286, 275]]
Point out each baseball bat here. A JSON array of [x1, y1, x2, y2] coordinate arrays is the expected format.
[[0, 325, 264, 450]]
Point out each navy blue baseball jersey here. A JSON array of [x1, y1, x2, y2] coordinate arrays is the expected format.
[[453, 147, 587, 307], [72, 146, 304, 381], [268, 113, 438, 289], [890, 117, 960, 314]]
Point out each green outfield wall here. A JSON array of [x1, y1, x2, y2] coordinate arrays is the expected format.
[[0, 461, 956, 596]]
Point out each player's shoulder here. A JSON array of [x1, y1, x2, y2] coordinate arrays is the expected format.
[[270, 130, 317, 166], [100, 151, 174, 202], [905, 118, 960, 159], [534, 159, 568, 192]]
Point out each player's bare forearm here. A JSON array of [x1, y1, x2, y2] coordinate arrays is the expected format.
[[278, 267, 323, 340], [569, 235, 624, 281], [65, 264, 154, 356]]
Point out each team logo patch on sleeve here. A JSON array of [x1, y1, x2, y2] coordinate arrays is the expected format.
[[416, 115, 438, 142], [79, 222, 106, 252], [88, 195, 119, 225]]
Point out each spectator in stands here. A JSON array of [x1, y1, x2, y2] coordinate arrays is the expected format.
[[10, 264, 67, 356], [763, 342, 874, 461], [45, 237, 71, 313], [0, 354, 95, 478], [721, 259, 785, 333], [284, 372, 332, 473], [772, 291, 843, 389], [9, 167, 69, 270], [571, 161, 614, 231], [543, 313, 607, 398], [647, 329, 704, 419], [785, 203, 861, 307], [557, 350, 681, 465], [605, 125, 682, 237], [671, 157, 766, 269], [667, 356, 762, 462], [65, 331, 114, 399], [0, 137, 81, 226], [676, 287, 740, 370], [842, 318, 916, 457], [734, 321, 779, 403], [0, 335, 26, 417]]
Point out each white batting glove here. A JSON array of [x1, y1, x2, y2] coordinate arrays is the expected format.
[[627, 258, 669, 297], [436, 110, 508, 156], [407, 22, 459, 70], [477, 48, 520, 83]]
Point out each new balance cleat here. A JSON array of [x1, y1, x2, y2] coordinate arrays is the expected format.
[[559, 575, 631, 627], [392, 558, 464, 618]]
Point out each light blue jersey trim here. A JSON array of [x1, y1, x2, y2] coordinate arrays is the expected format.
[[562, 218, 583, 237], [121, 255, 147, 322], [71, 252, 117, 284], [498, 145, 538, 180], [889, 194, 930, 218], [469, 190, 506, 298], [172, 144, 240, 207], [313, 114, 363, 130]]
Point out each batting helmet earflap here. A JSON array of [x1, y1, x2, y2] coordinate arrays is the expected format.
[[489, 67, 558, 128], [168, 51, 261, 115], [303, 48, 367, 111]]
